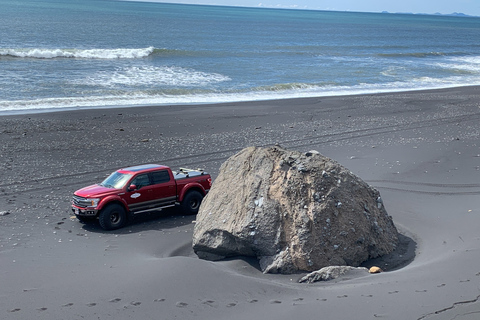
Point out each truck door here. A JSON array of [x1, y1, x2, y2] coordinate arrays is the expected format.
[[126, 173, 152, 212], [149, 170, 177, 206]]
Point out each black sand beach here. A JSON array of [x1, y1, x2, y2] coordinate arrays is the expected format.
[[1, 86, 480, 319]]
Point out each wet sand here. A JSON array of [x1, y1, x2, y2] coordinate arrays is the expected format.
[[1, 86, 480, 319]]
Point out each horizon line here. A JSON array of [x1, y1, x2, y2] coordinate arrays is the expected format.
[[119, 0, 479, 17]]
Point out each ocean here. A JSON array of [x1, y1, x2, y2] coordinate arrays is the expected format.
[[1, 0, 480, 114]]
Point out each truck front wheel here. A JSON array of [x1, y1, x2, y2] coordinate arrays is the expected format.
[[99, 204, 127, 230], [181, 191, 204, 215]]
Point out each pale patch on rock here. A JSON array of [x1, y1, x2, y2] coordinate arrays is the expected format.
[[299, 266, 369, 283]]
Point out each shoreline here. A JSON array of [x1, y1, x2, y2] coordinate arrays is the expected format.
[[1, 85, 480, 319], [1, 84, 480, 117]]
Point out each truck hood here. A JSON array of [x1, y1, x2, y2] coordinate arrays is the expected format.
[[74, 184, 120, 198]]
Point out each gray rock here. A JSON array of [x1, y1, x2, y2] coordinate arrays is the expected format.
[[192, 146, 399, 274], [299, 266, 369, 283]]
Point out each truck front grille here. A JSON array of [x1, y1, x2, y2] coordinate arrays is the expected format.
[[72, 195, 90, 208]]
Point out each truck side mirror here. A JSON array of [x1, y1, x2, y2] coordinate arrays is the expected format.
[[128, 184, 137, 192]]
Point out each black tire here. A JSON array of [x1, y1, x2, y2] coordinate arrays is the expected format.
[[99, 203, 127, 230], [181, 190, 204, 215]]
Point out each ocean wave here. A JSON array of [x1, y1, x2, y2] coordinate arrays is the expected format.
[[3, 70, 480, 114], [0, 47, 156, 59], [150, 48, 201, 57], [253, 82, 336, 92], [431, 56, 480, 74], [2, 78, 480, 115], [377, 52, 463, 58], [78, 66, 231, 87], [448, 55, 480, 65]]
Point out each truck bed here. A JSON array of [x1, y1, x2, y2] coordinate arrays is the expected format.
[[172, 168, 207, 180]]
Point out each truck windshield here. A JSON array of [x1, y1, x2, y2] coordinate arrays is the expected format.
[[100, 172, 133, 189]]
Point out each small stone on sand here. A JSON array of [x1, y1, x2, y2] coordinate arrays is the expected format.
[[369, 266, 383, 274]]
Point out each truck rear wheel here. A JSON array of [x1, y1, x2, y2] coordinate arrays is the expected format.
[[181, 191, 204, 215], [99, 203, 127, 230]]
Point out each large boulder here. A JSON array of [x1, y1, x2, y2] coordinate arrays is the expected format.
[[192, 146, 398, 274]]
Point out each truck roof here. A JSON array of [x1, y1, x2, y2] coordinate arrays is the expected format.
[[118, 164, 168, 173]]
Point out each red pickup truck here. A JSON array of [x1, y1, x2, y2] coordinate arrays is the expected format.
[[72, 164, 212, 230]]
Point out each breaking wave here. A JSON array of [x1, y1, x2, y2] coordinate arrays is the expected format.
[[0, 47, 156, 59], [377, 51, 463, 58], [79, 66, 231, 87], [3, 75, 479, 115]]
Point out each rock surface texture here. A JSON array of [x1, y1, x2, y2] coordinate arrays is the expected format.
[[192, 146, 399, 274]]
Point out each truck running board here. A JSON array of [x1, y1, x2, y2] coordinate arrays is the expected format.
[[132, 204, 176, 214]]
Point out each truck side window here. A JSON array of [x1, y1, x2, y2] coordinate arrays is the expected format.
[[131, 174, 150, 189], [151, 170, 170, 184]]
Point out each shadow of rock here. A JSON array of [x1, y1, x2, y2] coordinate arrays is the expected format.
[[360, 233, 416, 272]]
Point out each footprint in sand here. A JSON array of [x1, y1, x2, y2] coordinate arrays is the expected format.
[[226, 302, 237, 307], [87, 303, 97, 307], [270, 300, 282, 304], [130, 301, 141, 306], [317, 298, 327, 301], [293, 298, 304, 302], [154, 298, 165, 302], [109, 298, 121, 303], [176, 302, 188, 308], [337, 295, 348, 298], [248, 299, 258, 303], [9, 308, 21, 312], [437, 284, 446, 287], [38, 307, 47, 311], [201, 300, 216, 306], [388, 291, 399, 294], [62, 303, 74, 307]]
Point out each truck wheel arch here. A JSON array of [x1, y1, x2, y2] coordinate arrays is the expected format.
[[97, 197, 129, 213], [178, 183, 206, 203]]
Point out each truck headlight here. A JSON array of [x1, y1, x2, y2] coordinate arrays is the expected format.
[[87, 198, 100, 207]]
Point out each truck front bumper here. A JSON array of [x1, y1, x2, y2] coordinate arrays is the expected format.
[[72, 206, 98, 217]]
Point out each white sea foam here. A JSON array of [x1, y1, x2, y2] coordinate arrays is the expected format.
[[0, 47, 155, 59], [440, 56, 480, 73], [380, 66, 407, 77], [2, 75, 479, 115], [79, 66, 231, 87]]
